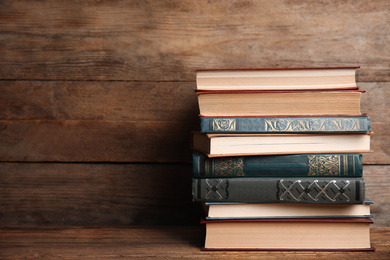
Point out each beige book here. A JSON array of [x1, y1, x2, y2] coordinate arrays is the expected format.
[[191, 132, 371, 157], [195, 67, 359, 91], [205, 201, 372, 219], [197, 90, 363, 117], [202, 218, 374, 250]]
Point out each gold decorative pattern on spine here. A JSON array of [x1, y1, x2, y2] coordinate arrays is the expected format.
[[212, 157, 244, 176], [212, 119, 236, 131], [264, 118, 360, 132], [307, 155, 341, 176]]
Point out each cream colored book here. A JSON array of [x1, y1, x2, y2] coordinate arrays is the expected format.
[[205, 200, 373, 219], [201, 218, 374, 251], [195, 67, 359, 91], [191, 132, 371, 157], [196, 90, 363, 117]]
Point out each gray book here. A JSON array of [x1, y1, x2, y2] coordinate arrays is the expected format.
[[193, 177, 365, 204]]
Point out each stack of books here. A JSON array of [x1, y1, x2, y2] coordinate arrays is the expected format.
[[191, 67, 375, 251]]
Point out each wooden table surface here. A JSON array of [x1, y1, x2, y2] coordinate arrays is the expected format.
[[0, 226, 389, 259]]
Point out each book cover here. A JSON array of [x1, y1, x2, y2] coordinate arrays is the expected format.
[[192, 177, 365, 204], [196, 90, 364, 117], [203, 199, 373, 220], [195, 66, 360, 72], [195, 66, 360, 91], [201, 217, 374, 224], [192, 152, 363, 178], [191, 132, 371, 157], [201, 217, 374, 251], [200, 115, 370, 133]]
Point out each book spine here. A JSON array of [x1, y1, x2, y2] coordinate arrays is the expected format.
[[200, 116, 370, 133], [192, 177, 365, 204], [192, 153, 363, 178]]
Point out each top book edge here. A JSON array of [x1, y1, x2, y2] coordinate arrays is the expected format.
[[194, 66, 360, 72], [195, 88, 364, 94], [200, 217, 373, 224]]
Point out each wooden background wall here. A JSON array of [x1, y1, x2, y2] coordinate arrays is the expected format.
[[0, 0, 389, 226]]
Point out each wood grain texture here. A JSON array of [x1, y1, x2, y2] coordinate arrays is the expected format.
[[0, 0, 389, 81], [0, 163, 388, 227], [0, 120, 386, 164], [0, 0, 389, 228], [360, 83, 390, 123], [0, 227, 389, 259], [0, 163, 201, 226], [0, 81, 198, 121], [364, 123, 390, 165], [0, 81, 387, 121], [364, 165, 390, 227], [0, 81, 387, 163], [0, 120, 198, 162]]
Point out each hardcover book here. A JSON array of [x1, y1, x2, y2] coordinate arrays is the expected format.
[[203, 199, 373, 220], [191, 132, 371, 157], [192, 152, 363, 178], [192, 177, 365, 204], [196, 89, 364, 117], [200, 115, 371, 133], [201, 217, 374, 251], [195, 67, 360, 91]]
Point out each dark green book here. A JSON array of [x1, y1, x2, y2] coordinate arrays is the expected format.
[[193, 152, 363, 178], [201, 116, 370, 133], [192, 177, 365, 204]]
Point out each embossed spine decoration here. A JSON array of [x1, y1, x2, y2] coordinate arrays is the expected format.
[[211, 157, 244, 177], [192, 152, 362, 177], [204, 179, 229, 200], [277, 179, 352, 202], [264, 118, 360, 132], [200, 116, 370, 133], [192, 177, 365, 203], [212, 118, 236, 131], [307, 155, 342, 176]]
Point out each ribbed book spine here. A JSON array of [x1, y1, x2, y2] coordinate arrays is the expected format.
[[192, 177, 365, 204], [200, 116, 370, 133], [193, 152, 363, 178]]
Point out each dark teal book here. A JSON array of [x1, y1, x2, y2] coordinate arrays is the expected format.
[[193, 152, 363, 178], [192, 177, 365, 204], [200, 116, 370, 133]]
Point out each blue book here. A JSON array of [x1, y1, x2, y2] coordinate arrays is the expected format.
[[200, 115, 370, 133], [193, 152, 363, 178]]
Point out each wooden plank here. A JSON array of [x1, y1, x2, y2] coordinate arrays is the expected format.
[[364, 165, 390, 227], [0, 81, 56, 120], [0, 81, 388, 122], [357, 81, 388, 166], [0, 82, 387, 163], [0, 120, 386, 163], [0, 227, 389, 259], [363, 122, 390, 165], [54, 81, 198, 121], [360, 82, 390, 123], [0, 163, 388, 226], [0, 163, 201, 226], [357, 83, 389, 164], [0, 80, 198, 121], [0, 120, 198, 162], [0, 0, 389, 81]]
